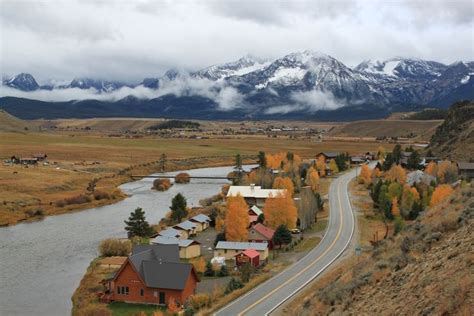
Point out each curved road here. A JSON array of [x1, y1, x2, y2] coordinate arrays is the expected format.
[[214, 167, 360, 316]]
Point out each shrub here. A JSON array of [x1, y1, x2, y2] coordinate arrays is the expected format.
[[204, 262, 215, 277], [189, 293, 211, 310], [93, 191, 110, 200], [63, 195, 92, 205], [218, 265, 229, 277], [153, 179, 172, 191], [55, 200, 66, 207], [225, 277, 244, 294], [98, 238, 132, 257], [175, 173, 191, 184]]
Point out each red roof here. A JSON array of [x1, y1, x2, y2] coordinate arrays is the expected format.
[[241, 249, 259, 259], [249, 215, 258, 223], [252, 223, 275, 240]]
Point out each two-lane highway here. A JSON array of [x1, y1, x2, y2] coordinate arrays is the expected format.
[[214, 167, 360, 316]]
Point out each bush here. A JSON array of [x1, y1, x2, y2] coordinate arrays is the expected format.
[[93, 191, 110, 200], [55, 200, 66, 207], [153, 179, 172, 191], [175, 173, 191, 184], [225, 277, 244, 294], [204, 262, 215, 277], [64, 195, 92, 205], [218, 265, 229, 277], [99, 238, 132, 257], [189, 293, 211, 310]]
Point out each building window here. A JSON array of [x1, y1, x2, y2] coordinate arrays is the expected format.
[[140, 288, 144, 296], [117, 286, 129, 295]]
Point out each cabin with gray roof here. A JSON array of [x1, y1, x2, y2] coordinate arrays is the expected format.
[[189, 214, 211, 231], [214, 241, 269, 261], [151, 236, 201, 259], [457, 162, 474, 179]]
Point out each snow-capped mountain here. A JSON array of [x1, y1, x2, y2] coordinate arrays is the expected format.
[[355, 58, 447, 80], [192, 56, 270, 81], [68, 78, 127, 92], [1, 51, 473, 120], [3, 73, 39, 91]]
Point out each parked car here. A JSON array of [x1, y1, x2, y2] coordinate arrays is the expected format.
[[290, 228, 301, 234]]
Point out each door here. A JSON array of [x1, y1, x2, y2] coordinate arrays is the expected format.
[[159, 292, 165, 305]]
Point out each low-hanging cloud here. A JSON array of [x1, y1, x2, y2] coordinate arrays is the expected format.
[[290, 89, 345, 110], [0, 75, 247, 111]]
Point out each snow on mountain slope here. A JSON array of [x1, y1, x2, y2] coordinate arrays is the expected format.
[[192, 56, 270, 81], [3, 73, 39, 91]]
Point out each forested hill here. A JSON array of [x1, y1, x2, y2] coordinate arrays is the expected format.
[[428, 100, 474, 161]]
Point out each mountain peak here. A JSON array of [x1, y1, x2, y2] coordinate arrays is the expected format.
[[3, 73, 39, 91]]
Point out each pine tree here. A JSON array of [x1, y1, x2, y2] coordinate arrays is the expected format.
[[204, 261, 215, 276], [159, 153, 167, 172], [257, 151, 267, 168], [124, 207, 154, 238], [392, 144, 402, 164], [272, 224, 292, 248], [170, 193, 188, 222], [407, 150, 421, 170]]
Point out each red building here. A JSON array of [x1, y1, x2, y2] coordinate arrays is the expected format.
[[235, 249, 260, 268], [248, 223, 275, 249], [103, 244, 199, 306]]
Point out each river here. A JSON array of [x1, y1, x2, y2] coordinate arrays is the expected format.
[[0, 165, 244, 316]]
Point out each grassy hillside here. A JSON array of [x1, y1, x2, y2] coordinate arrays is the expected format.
[[428, 100, 474, 161], [328, 119, 442, 141], [284, 185, 473, 315], [0, 109, 38, 132]]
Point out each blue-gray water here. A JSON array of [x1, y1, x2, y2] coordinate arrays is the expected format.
[[0, 165, 245, 316]]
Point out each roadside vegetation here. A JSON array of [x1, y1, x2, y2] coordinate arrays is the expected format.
[[283, 145, 472, 315]]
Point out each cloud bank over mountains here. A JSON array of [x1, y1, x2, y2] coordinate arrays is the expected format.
[[1, 0, 472, 83]]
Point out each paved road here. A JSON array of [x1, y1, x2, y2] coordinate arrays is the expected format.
[[214, 167, 361, 316]]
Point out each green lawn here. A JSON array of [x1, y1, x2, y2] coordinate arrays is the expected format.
[[108, 301, 165, 316], [306, 219, 328, 233], [294, 236, 321, 252]]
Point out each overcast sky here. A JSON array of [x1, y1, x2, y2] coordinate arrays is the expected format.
[[1, 0, 473, 84]]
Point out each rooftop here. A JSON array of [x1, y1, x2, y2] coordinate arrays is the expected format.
[[251, 223, 275, 240], [158, 227, 182, 238], [151, 236, 200, 247], [227, 185, 287, 199], [215, 241, 268, 251], [190, 214, 211, 223]]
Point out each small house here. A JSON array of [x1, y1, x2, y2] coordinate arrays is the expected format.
[[173, 220, 197, 238], [350, 156, 366, 165], [158, 227, 182, 239], [19, 158, 38, 165], [406, 170, 436, 186], [214, 241, 268, 261], [33, 153, 48, 161], [103, 244, 198, 306], [189, 214, 211, 232], [248, 223, 275, 249], [457, 162, 474, 180], [227, 185, 287, 207], [315, 152, 340, 161], [248, 205, 263, 225], [151, 236, 201, 259], [235, 249, 260, 268]]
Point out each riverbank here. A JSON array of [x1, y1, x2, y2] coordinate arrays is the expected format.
[[0, 154, 254, 226], [0, 130, 386, 226]]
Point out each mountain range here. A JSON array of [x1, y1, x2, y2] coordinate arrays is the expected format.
[[1, 51, 473, 120]]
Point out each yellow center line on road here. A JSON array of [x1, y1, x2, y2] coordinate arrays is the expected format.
[[236, 176, 346, 316]]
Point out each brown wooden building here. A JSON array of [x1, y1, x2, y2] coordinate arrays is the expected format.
[[235, 249, 260, 268], [103, 244, 198, 306]]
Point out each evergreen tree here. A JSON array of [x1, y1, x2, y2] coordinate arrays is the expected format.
[[124, 207, 154, 238], [233, 154, 244, 185], [204, 261, 215, 277], [257, 213, 265, 224], [407, 150, 421, 170], [218, 264, 229, 277], [335, 153, 348, 171], [170, 193, 188, 222], [392, 144, 402, 164], [272, 224, 292, 248], [257, 151, 267, 168], [370, 180, 383, 206], [382, 153, 395, 171], [234, 153, 243, 171], [240, 262, 254, 283]]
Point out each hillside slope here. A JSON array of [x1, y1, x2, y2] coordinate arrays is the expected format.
[[0, 109, 38, 132], [328, 119, 442, 141], [428, 100, 474, 160], [284, 187, 473, 315]]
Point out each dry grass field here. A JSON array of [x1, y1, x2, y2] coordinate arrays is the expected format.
[[328, 119, 442, 141], [0, 129, 388, 226]]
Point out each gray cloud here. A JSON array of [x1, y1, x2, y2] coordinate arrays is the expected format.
[[0, 0, 472, 83]]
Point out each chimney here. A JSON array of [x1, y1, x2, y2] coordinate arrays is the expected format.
[[250, 183, 255, 191]]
